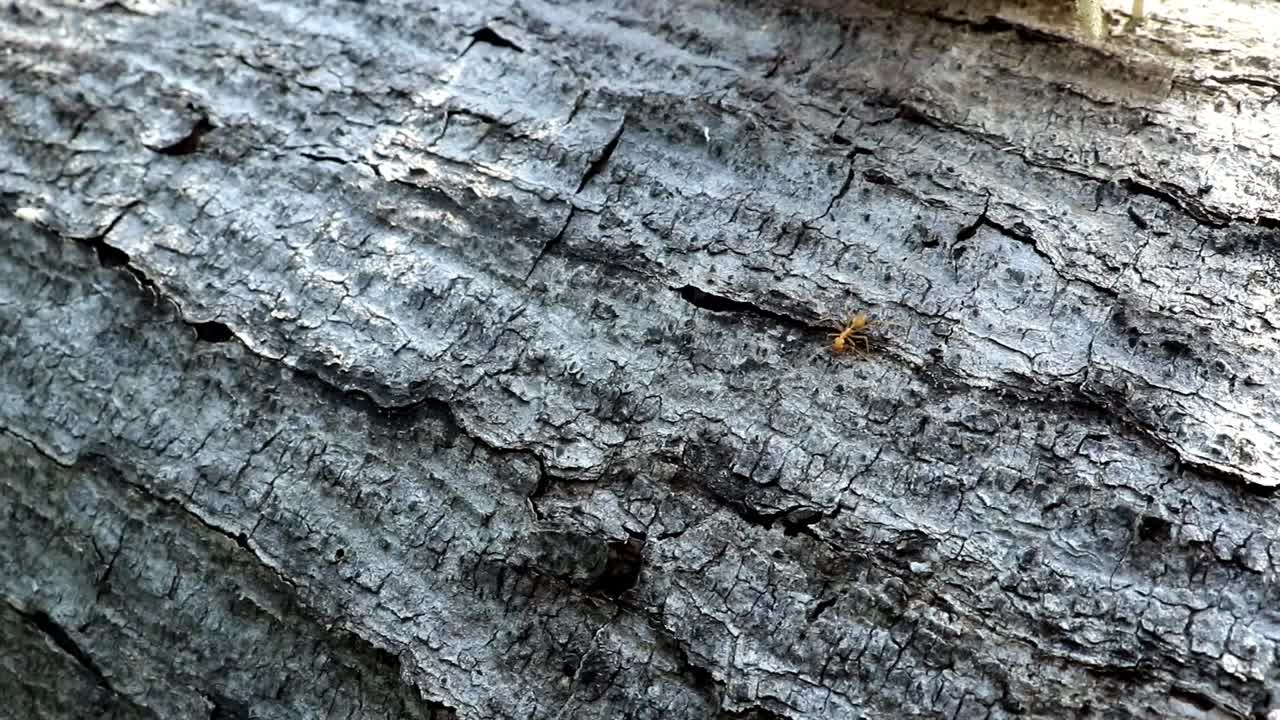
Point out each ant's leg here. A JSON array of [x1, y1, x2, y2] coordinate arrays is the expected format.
[[1125, 0, 1144, 31], [1075, 0, 1105, 40]]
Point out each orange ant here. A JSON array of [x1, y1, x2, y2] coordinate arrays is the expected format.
[[829, 311, 873, 355]]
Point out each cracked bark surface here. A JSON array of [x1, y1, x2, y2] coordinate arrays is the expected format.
[[3, 1, 1280, 718]]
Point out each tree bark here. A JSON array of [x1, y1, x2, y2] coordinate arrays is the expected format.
[[4, 1, 1280, 718]]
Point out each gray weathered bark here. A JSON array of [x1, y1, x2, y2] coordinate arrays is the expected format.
[[4, 1, 1280, 718]]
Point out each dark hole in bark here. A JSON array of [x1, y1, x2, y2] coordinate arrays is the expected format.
[[806, 596, 838, 622], [1170, 687, 1217, 712], [956, 217, 982, 242], [780, 509, 822, 537], [24, 610, 107, 684], [94, 242, 131, 268], [917, 223, 941, 248], [151, 116, 214, 156], [575, 124, 623, 194], [191, 320, 234, 343], [469, 27, 523, 53], [591, 534, 644, 597], [1136, 515, 1172, 542], [863, 167, 895, 186], [209, 695, 250, 720], [684, 660, 716, 692], [678, 285, 759, 314], [674, 285, 801, 331]]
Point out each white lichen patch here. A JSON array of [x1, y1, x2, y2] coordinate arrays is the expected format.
[[13, 206, 47, 225]]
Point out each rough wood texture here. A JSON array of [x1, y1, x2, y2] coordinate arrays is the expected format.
[[4, 1, 1280, 718]]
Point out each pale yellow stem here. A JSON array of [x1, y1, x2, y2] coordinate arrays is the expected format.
[[1075, 0, 1105, 40]]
